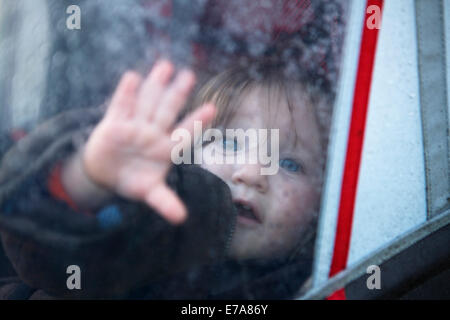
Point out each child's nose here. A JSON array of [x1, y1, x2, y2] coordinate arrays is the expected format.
[[231, 163, 269, 193]]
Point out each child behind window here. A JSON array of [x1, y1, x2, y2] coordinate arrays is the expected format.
[[0, 60, 332, 299]]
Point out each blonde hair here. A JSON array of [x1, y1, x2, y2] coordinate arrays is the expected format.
[[190, 62, 333, 168]]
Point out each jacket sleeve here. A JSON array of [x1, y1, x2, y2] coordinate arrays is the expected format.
[[0, 107, 236, 299]]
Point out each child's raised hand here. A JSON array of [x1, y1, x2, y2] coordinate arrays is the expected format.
[[82, 60, 216, 224]]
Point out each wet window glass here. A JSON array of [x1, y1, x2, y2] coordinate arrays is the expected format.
[[0, 0, 353, 300]]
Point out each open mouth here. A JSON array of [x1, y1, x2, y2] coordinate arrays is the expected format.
[[233, 200, 261, 225]]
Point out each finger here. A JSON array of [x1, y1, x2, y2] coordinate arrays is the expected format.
[[107, 71, 142, 119], [153, 69, 196, 131], [174, 103, 217, 137], [145, 184, 187, 225], [136, 60, 174, 121]]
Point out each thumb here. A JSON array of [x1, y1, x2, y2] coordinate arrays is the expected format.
[[145, 183, 187, 225]]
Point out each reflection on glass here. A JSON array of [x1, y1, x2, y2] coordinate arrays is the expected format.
[[0, 0, 348, 299]]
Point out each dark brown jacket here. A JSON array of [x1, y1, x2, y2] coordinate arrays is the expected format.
[[0, 107, 311, 299]]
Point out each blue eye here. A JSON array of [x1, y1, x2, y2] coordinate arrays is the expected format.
[[280, 159, 301, 172], [222, 138, 238, 151]]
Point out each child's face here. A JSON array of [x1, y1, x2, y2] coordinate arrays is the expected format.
[[200, 85, 323, 261]]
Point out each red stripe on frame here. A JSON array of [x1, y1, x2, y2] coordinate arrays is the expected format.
[[327, 288, 346, 300], [327, 0, 384, 300]]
